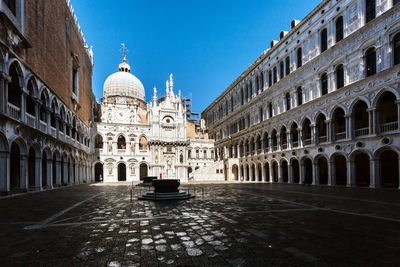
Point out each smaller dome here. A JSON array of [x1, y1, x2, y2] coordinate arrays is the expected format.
[[119, 56, 131, 72]]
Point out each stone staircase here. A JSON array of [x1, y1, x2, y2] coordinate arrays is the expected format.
[[189, 161, 225, 182]]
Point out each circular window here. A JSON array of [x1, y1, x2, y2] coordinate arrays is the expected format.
[[166, 119, 170, 123]]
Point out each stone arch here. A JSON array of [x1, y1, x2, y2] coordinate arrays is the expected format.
[[117, 161, 127, 181], [39, 87, 50, 107], [314, 154, 329, 185], [350, 149, 371, 187], [270, 159, 279, 183], [232, 164, 239, 181], [301, 156, 313, 185], [373, 146, 400, 188], [280, 158, 289, 183], [0, 132, 8, 192], [139, 135, 148, 150], [330, 152, 348, 186], [349, 97, 371, 112], [290, 157, 300, 184], [7, 58, 24, 85], [25, 75, 39, 97], [139, 162, 148, 180]]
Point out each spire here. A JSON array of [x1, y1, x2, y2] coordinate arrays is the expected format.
[[166, 80, 170, 95], [119, 43, 131, 72], [169, 73, 174, 91]]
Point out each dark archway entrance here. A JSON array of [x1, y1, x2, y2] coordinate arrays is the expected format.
[[246, 165, 249, 181], [188, 167, 193, 178], [251, 164, 255, 181], [118, 163, 126, 181], [28, 147, 36, 188], [139, 163, 148, 181], [334, 155, 347, 185], [281, 161, 288, 183], [232, 165, 238, 181], [95, 163, 104, 182], [380, 150, 399, 188], [264, 162, 270, 182], [318, 157, 328, 185], [292, 159, 300, 183], [304, 158, 312, 185], [257, 163, 262, 181], [355, 153, 370, 187], [10, 143, 21, 190], [272, 161, 278, 182]]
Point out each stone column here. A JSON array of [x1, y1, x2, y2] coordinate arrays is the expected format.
[[46, 108, 51, 134], [310, 124, 316, 145], [238, 164, 242, 181], [347, 160, 354, 187], [288, 162, 293, 183], [20, 155, 28, 191], [249, 164, 253, 181], [367, 108, 376, 135], [298, 128, 303, 147], [277, 134, 281, 151], [300, 162, 305, 184], [0, 151, 9, 192], [269, 163, 274, 183], [312, 162, 319, 185], [21, 89, 27, 123], [35, 156, 42, 190], [287, 131, 292, 150], [278, 162, 282, 183], [325, 120, 332, 142], [370, 159, 377, 188], [47, 158, 53, 188], [63, 161, 68, 185], [329, 160, 335, 186], [0, 74, 7, 114], [344, 114, 352, 140]]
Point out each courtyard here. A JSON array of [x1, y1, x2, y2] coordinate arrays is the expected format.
[[0, 183, 399, 266]]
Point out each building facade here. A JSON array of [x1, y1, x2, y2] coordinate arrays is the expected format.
[[0, 0, 95, 194], [202, 0, 400, 188], [91, 58, 214, 182]]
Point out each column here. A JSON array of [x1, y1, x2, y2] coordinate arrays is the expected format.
[[370, 159, 377, 188], [312, 162, 318, 185], [325, 120, 332, 142], [261, 163, 265, 182], [277, 134, 281, 151], [63, 161, 68, 185], [20, 155, 28, 190], [278, 162, 282, 183], [34, 99, 41, 129], [300, 162, 305, 184], [238, 164, 242, 181], [298, 128, 303, 147], [0, 151, 9, 192], [367, 108, 376, 135], [0, 74, 7, 114], [35, 156, 41, 190], [21, 89, 27, 123], [287, 131, 292, 150], [288, 162, 293, 183], [396, 100, 400, 131], [46, 108, 51, 134], [310, 124, 316, 145], [346, 160, 354, 187], [269, 163, 274, 183], [249, 164, 253, 181], [47, 158, 53, 188], [344, 114, 352, 140], [255, 164, 259, 182], [328, 160, 335, 186]]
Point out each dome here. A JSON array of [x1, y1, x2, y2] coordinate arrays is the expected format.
[[103, 57, 145, 102]]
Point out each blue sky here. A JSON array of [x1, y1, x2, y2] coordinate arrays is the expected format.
[[70, 0, 321, 113]]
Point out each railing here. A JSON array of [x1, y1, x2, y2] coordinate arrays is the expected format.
[[246, 151, 250, 156], [59, 131, 64, 141], [281, 143, 287, 150], [7, 103, 20, 120], [335, 132, 346, 140], [257, 148, 262, 154], [264, 147, 269, 153], [50, 126, 57, 137], [117, 149, 126, 153], [272, 145, 277, 151], [319, 136, 327, 143], [304, 139, 312, 146], [355, 127, 369, 137], [292, 141, 299, 148], [380, 122, 398, 133], [26, 113, 35, 127], [39, 120, 47, 132]]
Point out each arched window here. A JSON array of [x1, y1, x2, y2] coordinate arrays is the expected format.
[[259, 106, 263, 122], [377, 92, 398, 132], [117, 135, 126, 149], [40, 93, 47, 122], [59, 108, 65, 132], [297, 47, 302, 68], [321, 28, 328, 53], [365, 48, 376, 77], [302, 119, 312, 145], [273, 67, 277, 84], [336, 64, 344, 89], [321, 73, 328, 96], [365, 0, 376, 23], [316, 114, 327, 143], [280, 126, 287, 149], [393, 33, 400, 66], [333, 108, 346, 140], [94, 134, 103, 149], [240, 88, 244, 105], [203, 150, 207, 158], [290, 123, 299, 147], [51, 101, 57, 128], [280, 61, 284, 79], [139, 136, 148, 150], [268, 102, 273, 118], [260, 72, 264, 90], [268, 70, 272, 87], [285, 56, 290, 75], [297, 87, 303, 106], [353, 101, 369, 137], [188, 150, 192, 158], [196, 150, 199, 158], [285, 92, 291, 111], [8, 63, 21, 108], [271, 130, 278, 151], [26, 80, 35, 116], [336, 16, 344, 42]]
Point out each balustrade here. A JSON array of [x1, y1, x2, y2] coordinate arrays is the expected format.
[[7, 103, 20, 120], [355, 127, 369, 137], [26, 113, 35, 127], [380, 122, 398, 133]]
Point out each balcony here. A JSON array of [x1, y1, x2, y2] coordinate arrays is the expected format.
[[355, 127, 369, 137], [117, 149, 126, 154], [292, 141, 299, 148], [7, 103, 20, 121], [319, 136, 327, 143], [335, 132, 346, 141], [380, 122, 398, 133], [39, 120, 47, 133], [26, 113, 35, 127], [272, 145, 277, 151], [50, 126, 57, 137], [304, 139, 312, 146], [257, 148, 262, 154], [281, 143, 287, 150]]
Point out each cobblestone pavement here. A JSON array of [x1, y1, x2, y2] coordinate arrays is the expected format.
[[0, 183, 399, 266]]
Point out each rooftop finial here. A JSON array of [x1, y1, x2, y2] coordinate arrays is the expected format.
[[120, 43, 129, 62], [169, 73, 174, 90]]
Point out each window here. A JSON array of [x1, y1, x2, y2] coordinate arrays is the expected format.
[[8, 63, 21, 108], [139, 136, 148, 150], [297, 87, 303, 106], [273, 67, 277, 84], [365, 0, 376, 23], [117, 136, 126, 149], [72, 67, 78, 95], [268, 70, 272, 87], [336, 64, 344, 89], [240, 88, 244, 105], [95, 135, 103, 149], [321, 28, 328, 53], [26, 81, 35, 115], [336, 17, 344, 42], [285, 56, 290, 75], [188, 150, 191, 158], [297, 47, 302, 68], [280, 61, 284, 79], [365, 48, 376, 77], [196, 150, 199, 158], [260, 72, 264, 90], [394, 33, 400, 65], [203, 150, 207, 158], [4, 0, 16, 16], [285, 92, 291, 111], [321, 73, 328, 96], [259, 107, 263, 122], [268, 102, 273, 118]]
